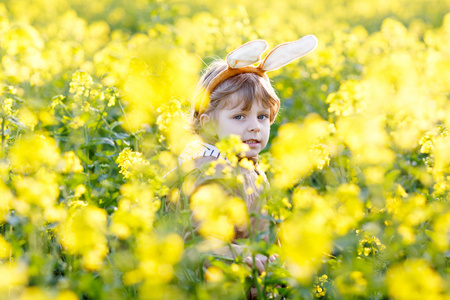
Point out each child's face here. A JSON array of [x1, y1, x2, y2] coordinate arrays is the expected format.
[[214, 99, 271, 158]]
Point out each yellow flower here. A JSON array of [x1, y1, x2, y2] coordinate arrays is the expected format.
[[74, 184, 86, 197], [18, 286, 49, 300], [356, 230, 386, 257], [280, 212, 333, 283], [134, 233, 184, 284], [309, 144, 330, 170], [0, 235, 12, 259], [216, 135, 250, 167], [156, 100, 196, 155], [336, 271, 367, 296], [18, 107, 38, 130], [239, 158, 255, 171], [327, 183, 364, 235], [245, 187, 254, 195], [59, 205, 108, 271], [68, 115, 85, 129], [1, 86, 21, 116], [110, 182, 158, 239], [57, 290, 78, 300], [60, 151, 84, 173], [205, 266, 224, 282], [387, 259, 444, 300], [0, 262, 28, 293], [116, 148, 149, 179], [69, 70, 94, 97], [0, 181, 14, 223], [13, 169, 60, 213], [326, 79, 365, 116], [190, 183, 248, 241], [271, 114, 330, 188], [9, 134, 60, 173], [336, 114, 394, 165]]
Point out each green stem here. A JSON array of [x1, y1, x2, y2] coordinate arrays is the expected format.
[[84, 126, 93, 193], [91, 103, 109, 140], [1, 117, 5, 157], [100, 114, 119, 151], [106, 254, 130, 296], [9, 225, 12, 263], [59, 102, 74, 119], [177, 167, 194, 239], [118, 99, 138, 151], [118, 99, 133, 134], [134, 135, 139, 152]]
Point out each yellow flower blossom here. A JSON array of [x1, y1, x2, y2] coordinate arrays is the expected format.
[[13, 169, 59, 213], [271, 114, 330, 188], [313, 274, 329, 297], [336, 115, 394, 165], [0, 235, 12, 259], [239, 157, 255, 171], [18, 286, 49, 300], [356, 231, 386, 257], [110, 182, 158, 239], [59, 205, 108, 271], [68, 115, 85, 129], [0, 262, 28, 294], [216, 135, 250, 167], [281, 189, 333, 283], [133, 233, 184, 284], [387, 259, 444, 300], [336, 271, 367, 297], [205, 266, 225, 282], [326, 79, 365, 116], [9, 134, 60, 173], [69, 70, 94, 99], [18, 107, 38, 130], [327, 183, 364, 235], [190, 183, 248, 241], [57, 290, 78, 300], [116, 148, 149, 179], [156, 100, 196, 155], [60, 151, 84, 173], [74, 184, 86, 197], [0, 181, 13, 223]]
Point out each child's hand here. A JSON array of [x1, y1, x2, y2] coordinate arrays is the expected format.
[[244, 253, 279, 273]]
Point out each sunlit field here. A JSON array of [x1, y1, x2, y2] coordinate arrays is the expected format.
[[1, 0, 450, 299]]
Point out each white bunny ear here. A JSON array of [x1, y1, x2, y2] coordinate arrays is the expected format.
[[260, 35, 318, 72], [226, 40, 269, 69]]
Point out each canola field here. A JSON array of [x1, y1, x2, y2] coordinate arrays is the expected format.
[[1, 0, 450, 299]]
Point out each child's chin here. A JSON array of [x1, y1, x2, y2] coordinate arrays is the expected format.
[[244, 149, 259, 159]]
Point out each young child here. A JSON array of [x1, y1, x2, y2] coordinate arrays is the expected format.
[[175, 36, 318, 275]]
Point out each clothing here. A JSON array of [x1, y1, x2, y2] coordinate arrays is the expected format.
[[169, 140, 271, 259], [178, 141, 227, 165]]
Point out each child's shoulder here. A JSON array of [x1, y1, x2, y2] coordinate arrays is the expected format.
[[178, 140, 225, 165], [189, 155, 231, 182], [175, 140, 230, 181]]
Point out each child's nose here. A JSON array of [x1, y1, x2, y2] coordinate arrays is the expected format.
[[248, 118, 260, 132]]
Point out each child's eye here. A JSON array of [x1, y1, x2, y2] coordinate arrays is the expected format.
[[233, 115, 244, 120], [258, 114, 269, 120]]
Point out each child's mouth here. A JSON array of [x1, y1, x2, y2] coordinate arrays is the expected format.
[[244, 139, 260, 145]]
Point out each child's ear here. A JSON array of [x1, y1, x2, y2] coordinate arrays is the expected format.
[[200, 114, 216, 137], [199, 113, 211, 129], [200, 114, 217, 139]]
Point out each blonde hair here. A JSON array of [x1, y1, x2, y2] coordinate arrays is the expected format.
[[191, 60, 280, 142]]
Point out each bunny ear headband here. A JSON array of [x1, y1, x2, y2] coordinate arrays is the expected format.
[[206, 34, 319, 94]]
